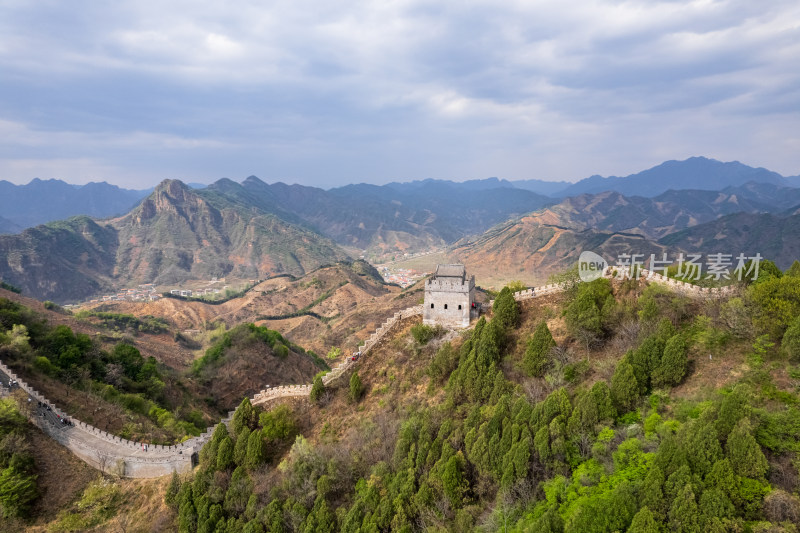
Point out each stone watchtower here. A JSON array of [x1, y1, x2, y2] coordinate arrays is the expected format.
[[423, 264, 475, 329]]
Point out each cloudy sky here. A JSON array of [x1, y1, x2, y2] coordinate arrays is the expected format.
[[1, 0, 798, 189]]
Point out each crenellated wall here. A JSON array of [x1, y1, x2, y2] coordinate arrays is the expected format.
[[0, 269, 734, 478], [0, 360, 196, 477], [493, 268, 735, 305]]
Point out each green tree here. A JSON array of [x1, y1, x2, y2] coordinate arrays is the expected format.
[[698, 488, 734, 532], [310, 375, 325, 404], [260, 405, 297, 442], [786, 260, 800, 278], [664, 464, 693, 504], [245, 430, 267, 470], [685, 421, 723, 477], [726, 419, 768, 478], [639, 465, 666, 520], [0, 465, 38, 518], [749, 275, 800, 338], [782, 315, 800, 361], [523, 321, 556, 377], [505, 280, 527, 293], [234, 427, 251, 466], [628, 506, 660, 533], [492, 286, 519, 330], [564, 278, 615, 337], [428, 342, 459, 382], [349, 372, 364, 403], [652, 334, 688, 388], [232, 398, 257, 436], [668, 484, 701, 533], [441, 452, 468, 509], [611, 361, 639, 413], [224, 466, 253, 515], [411, 323, 436, 345], [705, 459, 737, 503], [715, 386, 751, 440], [178, 502, 197, 532], [165, 471, 182, 509], [273, 342, 289, 359], [7, 324, 30, 353], [217, 436, 234, 470]]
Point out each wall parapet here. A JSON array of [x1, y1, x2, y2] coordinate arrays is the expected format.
[[0, 359, 194, 478]]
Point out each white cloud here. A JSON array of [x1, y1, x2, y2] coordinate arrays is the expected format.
[[0, 0, 797, 186]]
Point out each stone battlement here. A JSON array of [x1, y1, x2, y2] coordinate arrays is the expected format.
[[424, 276, 475, 293]]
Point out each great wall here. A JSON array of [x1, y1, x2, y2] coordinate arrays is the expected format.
[[0, 272, 735, 477]]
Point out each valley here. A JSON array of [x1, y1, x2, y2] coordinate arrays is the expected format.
[[1, 157, 800, 531]]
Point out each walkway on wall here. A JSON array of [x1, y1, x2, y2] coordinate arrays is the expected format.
[[0, 270, 733, 478]]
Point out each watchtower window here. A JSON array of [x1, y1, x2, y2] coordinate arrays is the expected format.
[[430, 303, 434, 309], [444, 304, 448, 310], [458, 304, 462, 310]]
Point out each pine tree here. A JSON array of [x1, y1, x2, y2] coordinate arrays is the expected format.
[[715, 386, 751, 440], [0, 465, 38, 518], [685, 421, 723, 477], [224, 466, 253, 515], [782, 316, 800, 361], [441, 452, 468, 509], [310, 375, 325, 404], [349, 372, 364, 403], [492, 286, 519, 330], [567, 388, 599, 435], [628, 506, 660, 533], [786, 260, 800, 278], [523, 321, 556, 377], [234, 427, 251, 466], [232, 398, 257, 436], [664, 464, 692, 504], [178, 496, 198, 533], [668, 484, 701, 533], [165, 471, 182, 509], [217, 435, 234, 470], [606, 480, 638, 532], [706, 459, 737, 502], [698, 488, 734, 532], [245, 430, 267, 470], [564, 277, 615, 337], [639, 465, 666, 520], [611, 361, 639, 413], [652, 334, 688, 388], [590, 381, 616, 421], [726, 419, 768, 478]]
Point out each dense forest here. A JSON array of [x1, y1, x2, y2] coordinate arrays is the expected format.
[[165, 261, 800, 532]]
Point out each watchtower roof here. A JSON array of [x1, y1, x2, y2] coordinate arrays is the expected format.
[[434, 264, 466, 280]]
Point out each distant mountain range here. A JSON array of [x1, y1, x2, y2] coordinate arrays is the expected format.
[[0, 181, 350, 302], [0, 215, 21, 234], [2, 156, 799, 300], [0, 178, 150, 229], [525, 182, 800, 240], [659, 212, 800, 269], [2, 157, 797, 236], [548, 156, 798, 198], [0, 177, 549, 302]]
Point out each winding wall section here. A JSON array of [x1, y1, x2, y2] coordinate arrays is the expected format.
[[1, 273, 733, 477]]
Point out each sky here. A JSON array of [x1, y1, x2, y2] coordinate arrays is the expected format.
[[0, 0, 798, 189]]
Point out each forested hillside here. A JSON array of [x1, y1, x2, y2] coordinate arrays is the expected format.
[[161, 261, 800, 532]]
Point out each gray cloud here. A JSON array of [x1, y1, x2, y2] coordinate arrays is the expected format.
[[0, 0, 797, 188]]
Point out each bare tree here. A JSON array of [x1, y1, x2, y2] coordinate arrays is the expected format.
[[573, 328, 600, 357], [95, 450, 110, 474]]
